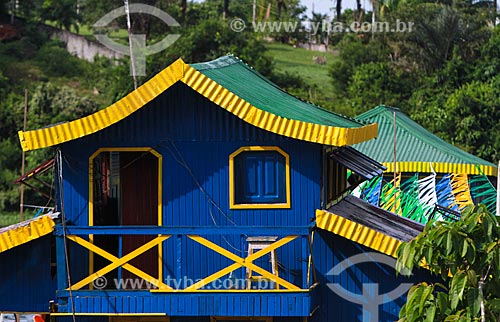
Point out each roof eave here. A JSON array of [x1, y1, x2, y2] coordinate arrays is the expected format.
[[19, 57, 377, 151]]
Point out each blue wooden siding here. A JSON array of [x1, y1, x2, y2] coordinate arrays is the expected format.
[[61, 83, 321, 227], [0, 235, 56, 312], [56, 290, 310, 316], [311, 230, 433, 322], [55, 82, 320, 316]]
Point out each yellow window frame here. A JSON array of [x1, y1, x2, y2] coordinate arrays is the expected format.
[[88, 147, 163, 286], [229, 146, 291, 209]]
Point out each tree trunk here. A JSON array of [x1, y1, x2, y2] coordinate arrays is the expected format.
[[277, 0, 284, 18], [223, 0, 229, 19], [480, 278, 486, 322], [356, 0, 362, 22], [180, 0, 186, 21]]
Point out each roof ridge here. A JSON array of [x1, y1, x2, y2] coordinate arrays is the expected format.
[[356, 105, 496, 168], [189, 54, 240, 71], [196, 55, 369, 127]]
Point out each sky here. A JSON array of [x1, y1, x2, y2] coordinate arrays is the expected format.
[[300, 0, 372, 17]]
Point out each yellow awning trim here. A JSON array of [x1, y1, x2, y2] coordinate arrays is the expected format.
[[19, 59, 377, 152], [315, 209, 401, 258], [0, 215, 56, 253], [383, 162, 497, 177]]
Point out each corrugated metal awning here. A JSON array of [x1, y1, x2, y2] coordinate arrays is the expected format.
[[315, 195, 423, 257], [328, 146, 386, 180], [0, 213, 58, 253]]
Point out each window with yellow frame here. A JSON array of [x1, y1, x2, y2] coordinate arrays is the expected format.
[[229, 146, 290, 209]]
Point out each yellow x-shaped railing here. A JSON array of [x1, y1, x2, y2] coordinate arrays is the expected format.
[[181, 235, 299, 291], [67, 235, 172, 290]]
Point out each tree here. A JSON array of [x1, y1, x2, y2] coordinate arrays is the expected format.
[[180, 0, 187, 21], [396, 205, 500, 321], [37, 0, 81, 31]]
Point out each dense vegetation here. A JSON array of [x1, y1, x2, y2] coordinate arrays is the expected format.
[[396, 205, 500, 321], [0, 0, 499, 225]]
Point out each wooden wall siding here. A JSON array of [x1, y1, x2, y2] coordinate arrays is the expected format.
[[325, 159, 347, 206], [58, 82, 320, 294], [310, 230, 433, 322], [0, 235, 56, 312], [56, 317, 304, 322], [56, 291, 310, 317]]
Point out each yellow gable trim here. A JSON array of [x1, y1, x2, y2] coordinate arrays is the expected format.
[[0, 215, 56, 253], [382, 162, 497, 177], [19, 59, 185, 151], [19, 59, 377, 152], [315, 209, 401, 258]]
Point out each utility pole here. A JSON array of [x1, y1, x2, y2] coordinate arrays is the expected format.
[[124, 0, 138, 89]]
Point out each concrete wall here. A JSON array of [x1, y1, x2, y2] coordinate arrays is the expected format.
[[39, 24, 123, 62]]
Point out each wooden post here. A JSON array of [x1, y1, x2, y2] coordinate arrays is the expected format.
[[20, 89, 28, 222], [497, 160, 499, 216], [393, 110, 397, 213]]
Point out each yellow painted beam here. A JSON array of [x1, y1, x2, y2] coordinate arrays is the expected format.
[[150, 289, 309, 293], [383, 161, 497, 177], [67, 235, 172, 290], [186, 235, 299, 290]]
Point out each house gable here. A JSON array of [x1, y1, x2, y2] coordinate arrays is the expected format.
[[19, 56, 377, 152]]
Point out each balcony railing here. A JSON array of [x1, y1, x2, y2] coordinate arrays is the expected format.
[[54, 225, 313, 294]]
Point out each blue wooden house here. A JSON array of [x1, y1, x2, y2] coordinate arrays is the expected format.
[[1, 56, 432, 322]]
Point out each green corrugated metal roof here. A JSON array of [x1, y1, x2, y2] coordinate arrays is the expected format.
[[190, 56, 365, 128], [354, 105, 496, 174]]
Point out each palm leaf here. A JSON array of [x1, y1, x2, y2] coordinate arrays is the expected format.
[[469, 174, 497, 214], [357, 175, 383, 205], [436, 174, 460, 213], [417, 173, 438, 207], [450, 173, 474, 211]]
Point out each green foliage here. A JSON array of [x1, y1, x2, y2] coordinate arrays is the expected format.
[[28, 82, 99, 127], [347, 62, 404, 110], [157, 19, 274, 77], [35, 40, 85, 77], [324, 1, 499, 161], [329, 36, 390, 93], [413, 78, 500, 162], [37, 0, 81, 31], [396, 205, 500, 321]]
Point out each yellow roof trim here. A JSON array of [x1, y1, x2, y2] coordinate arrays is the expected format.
[[181, 65, 378, 147], [315, 209, 401, 258], [383, 162, 497, 176], [19, 59, 377, 152], [0, 214, 56, 253]]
